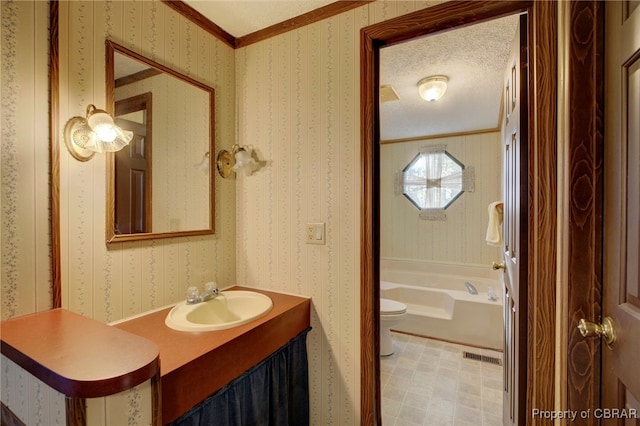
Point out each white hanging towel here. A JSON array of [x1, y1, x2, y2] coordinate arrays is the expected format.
[[486, 201, 504, 247]]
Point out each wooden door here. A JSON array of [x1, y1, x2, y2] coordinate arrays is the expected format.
[[502, 14, 528, 426], [601, 1, 640, 420], [114, 93, 152, 235]]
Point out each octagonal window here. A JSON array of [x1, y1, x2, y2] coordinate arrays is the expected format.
[[402, 151, 465, 210]]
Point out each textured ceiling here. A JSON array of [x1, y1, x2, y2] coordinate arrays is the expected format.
[[380, 14, 520, 140], [181, 2, 521, 141]]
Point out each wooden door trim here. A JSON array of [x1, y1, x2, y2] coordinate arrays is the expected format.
[[563, 0, 604, 419], [360, 2, 557, 424], [50, 0, 61, 309], [526, 1, 559, 422]]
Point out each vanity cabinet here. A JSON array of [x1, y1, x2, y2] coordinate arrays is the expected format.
[[113, 287, 311, 424], [0, 288, 310, 425]]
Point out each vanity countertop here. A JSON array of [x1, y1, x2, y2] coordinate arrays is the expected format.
[[0, 308, 160, 399], [112, 286, 311, 424]]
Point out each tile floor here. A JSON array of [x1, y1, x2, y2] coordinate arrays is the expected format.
[[381, 332, 503, 426]]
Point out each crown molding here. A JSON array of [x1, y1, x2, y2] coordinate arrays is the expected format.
[[162, 0, 374, 49], [161, 0, 236, 48]]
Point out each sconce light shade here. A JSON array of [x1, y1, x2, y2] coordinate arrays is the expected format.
[[217, 144, 259, 178], [417, 75, 448, 102], [231, 147, 257, 176], [64, 104, 133, 161], [194, 152, 210, 173]]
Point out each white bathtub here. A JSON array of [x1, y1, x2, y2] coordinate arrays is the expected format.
[[380, 261, 503, 350]]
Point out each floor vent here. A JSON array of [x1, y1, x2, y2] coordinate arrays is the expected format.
[[463, 351, 503, 366]]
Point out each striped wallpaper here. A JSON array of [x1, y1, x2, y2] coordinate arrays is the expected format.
[[380, 133, 503, 267], [234, 2, 445, 423], [58, 0, 236, 322], [1, 1, 454, 424], [1, 0, 52, 320]]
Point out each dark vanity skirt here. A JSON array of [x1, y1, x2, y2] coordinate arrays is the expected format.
[[170, 327, 311, 426]]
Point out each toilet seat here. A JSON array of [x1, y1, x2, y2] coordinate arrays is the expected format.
[[380, 298, 407, 315]]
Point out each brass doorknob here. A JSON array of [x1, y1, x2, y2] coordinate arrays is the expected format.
[[492, 261, 506, 270], [578, 316, 616, 347]]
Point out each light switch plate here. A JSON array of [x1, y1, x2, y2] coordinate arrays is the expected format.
[[306, 223, 325, 245]]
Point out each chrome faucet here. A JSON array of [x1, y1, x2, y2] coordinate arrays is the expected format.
[[464, 281, 478, 295], [186, 282, 219, 304]]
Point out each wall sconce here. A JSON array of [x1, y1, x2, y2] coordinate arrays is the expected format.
[[216, 144, 258, 178], [194, 152, 210, 173], [417, 75, 448, 102], [64, 104, 133, 161], [231, 146, 257, 176]]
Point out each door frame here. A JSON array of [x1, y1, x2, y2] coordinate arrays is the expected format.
[[560, 0, 604, 420], [360, 1, 559, 424]]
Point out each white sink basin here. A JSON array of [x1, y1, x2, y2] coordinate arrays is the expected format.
[[165, 290, 273, 332]]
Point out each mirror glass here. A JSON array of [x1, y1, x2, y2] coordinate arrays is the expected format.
[[106, 40, 215, 243]]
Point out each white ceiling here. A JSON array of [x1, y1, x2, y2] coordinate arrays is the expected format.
[[181, 1, 521, 141], [184, 0, 336, 37]]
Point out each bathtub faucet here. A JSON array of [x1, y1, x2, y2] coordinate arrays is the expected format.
[[186, 282, 219, 304], [464, 282, 478, 295]]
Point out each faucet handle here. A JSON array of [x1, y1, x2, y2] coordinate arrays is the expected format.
[[187, 286, 199, 303], [204, 281, 218, 293]]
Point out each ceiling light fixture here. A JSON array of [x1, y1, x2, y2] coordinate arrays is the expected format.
[[64, 104, 133, 161], [417, 75, 448, 102]]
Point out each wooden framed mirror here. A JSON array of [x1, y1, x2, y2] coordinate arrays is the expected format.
[[105, 40, 215, 243]]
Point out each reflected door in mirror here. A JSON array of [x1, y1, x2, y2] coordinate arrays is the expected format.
[[115, 93, 152, 234]]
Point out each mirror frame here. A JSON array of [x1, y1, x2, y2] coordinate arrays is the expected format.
[[105, 40, 215, 243]]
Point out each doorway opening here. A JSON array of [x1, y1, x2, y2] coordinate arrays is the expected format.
[[360, 2, 557, 424], [377, 11, 522, 424]]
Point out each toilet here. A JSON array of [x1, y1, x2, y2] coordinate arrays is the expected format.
[[380, 298, 408, 356]]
